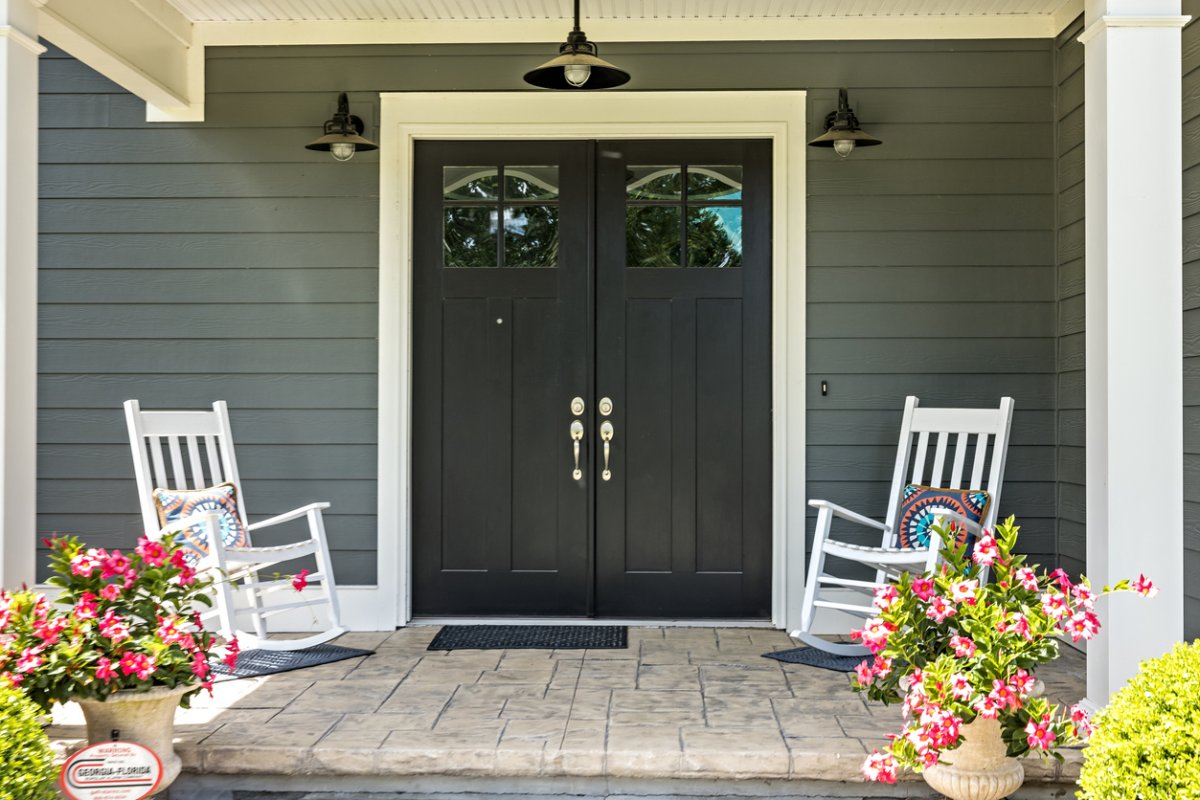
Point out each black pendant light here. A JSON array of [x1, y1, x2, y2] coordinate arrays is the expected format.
[[524, 0, 630, 90], [305, 93, 379, 162], [808, 89, 882, 158]]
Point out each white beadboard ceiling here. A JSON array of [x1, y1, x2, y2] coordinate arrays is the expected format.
[[168, 0, 1073, 22]]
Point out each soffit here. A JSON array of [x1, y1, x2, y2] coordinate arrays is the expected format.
[[167, 0, 1073, 22]]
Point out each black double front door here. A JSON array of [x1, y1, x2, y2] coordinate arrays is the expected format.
[[412, 139, 771, 618]]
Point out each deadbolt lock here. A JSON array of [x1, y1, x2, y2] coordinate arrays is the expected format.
[[570, 397, 585, 416], [598, 397, 614, 416]]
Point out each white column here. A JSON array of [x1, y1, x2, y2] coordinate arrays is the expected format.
[[1082, 0, 1188, 705], [0, 0, 39, 589]]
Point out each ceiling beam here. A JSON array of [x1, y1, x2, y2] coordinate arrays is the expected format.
[[38, 0, 203, 121]]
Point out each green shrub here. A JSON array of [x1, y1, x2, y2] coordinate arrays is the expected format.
[[0, 683, 58, 800], [1078, 640, 1200, 799]]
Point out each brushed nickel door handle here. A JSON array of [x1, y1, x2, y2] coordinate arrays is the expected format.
[[570, 420, 584, 480], [600, 420, 614, 481]]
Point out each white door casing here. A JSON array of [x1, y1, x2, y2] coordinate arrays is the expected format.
[[375, 91, 808, 629]]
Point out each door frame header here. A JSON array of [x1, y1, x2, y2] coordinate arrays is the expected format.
[[376, 90, 808, 628]]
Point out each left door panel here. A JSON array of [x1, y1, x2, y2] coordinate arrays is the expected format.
[[412, 140, 592, 615]]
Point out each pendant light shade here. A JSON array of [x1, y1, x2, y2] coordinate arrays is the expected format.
[[808, 88, 882, 158], [305, 93, 379, 162], [524, 0, 630, 90]]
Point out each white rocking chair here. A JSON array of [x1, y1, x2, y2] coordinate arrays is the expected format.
[[124, 399, 346, 651], [795, 395, 1015, 656]]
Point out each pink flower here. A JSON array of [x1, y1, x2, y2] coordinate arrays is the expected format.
[[854, 659, 874, 686], [1040, 591, 1071, 621], [1025, 714, 1057, 750], [1063, 610, 1101, 642], [95, 657, 116, 682], [175, 564, 197, 586], [15, 648, 42, 673], [156, 615, 186, 646], [1007, 613, 1033, 641], [1013, 566, 1039, 591], [1011, 668, 1036, 696], [122, 569, 139, 590], [873, 585, 900, 611], [950, 635, 976, 658], [170, 550, 189, 570], [1072, 582, 1096, 610], [73, 592, 99, 621], [873, 656, 894, 679], [1050, 568, 1072, 591], [291, 568, 310, 593], [1069, 704, 1094, 738], [948, 673, 973, 701], [191, 651, 211, 680], [910, 577, 935, 601], [135, 537, 168, 567], [119, 652, 155, 681], [99, 550, 130, 579], [925, 596, 956, 623], [32, 617, 69, 645], [861, 750, 897, 783], [973, 694, 1001, 719], [69, 549, 102, 577], [223, 636, 240, 669], [987, 679, 1022, 712], [949, 579, 979, 604], [850, 617, 896, 655], [100, 583, 121, 601], [98, 610, 131, 643], [1132, 574, 1158, 597], [972, 533, 998, 566]]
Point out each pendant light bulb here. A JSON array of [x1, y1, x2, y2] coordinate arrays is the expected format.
[[833, 139, 856, 158], [330, 142, 356, 162], [564, 64, 592, 87]]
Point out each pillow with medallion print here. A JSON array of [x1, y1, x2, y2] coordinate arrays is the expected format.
[[895, 484, 991, 554], [152, 482, 250, 568]]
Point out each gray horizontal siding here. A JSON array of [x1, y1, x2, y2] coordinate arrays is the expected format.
[[1056, 16, 1086, 579], [38, 36, 1057, 589], [1187, 0, 1200, 640]]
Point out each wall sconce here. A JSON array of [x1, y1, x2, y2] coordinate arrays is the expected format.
[[808, 89, 882, 158], [523, 0, 630, 90], [305, 93, 378, 162]]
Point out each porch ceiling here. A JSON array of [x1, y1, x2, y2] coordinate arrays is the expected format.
[[34, 0, 1082, 121]]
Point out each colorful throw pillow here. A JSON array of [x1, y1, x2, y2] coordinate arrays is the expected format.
[[896, 484, 991, 553], [152, 482, 250, 568]]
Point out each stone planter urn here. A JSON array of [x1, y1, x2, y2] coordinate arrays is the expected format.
[[922, 718, 1024, 800], [76, 684, 190, 794]]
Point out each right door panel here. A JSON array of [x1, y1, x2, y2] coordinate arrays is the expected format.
[[594, 139, 773, 618]]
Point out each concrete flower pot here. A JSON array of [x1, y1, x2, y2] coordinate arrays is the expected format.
[[76, 684, 190, 794], [922, 718, 1024, 800]]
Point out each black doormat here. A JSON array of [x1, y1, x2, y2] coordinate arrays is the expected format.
[[213, 643, 373, 680], [763, 646, 870, 673], [427, 625, 628, 650]]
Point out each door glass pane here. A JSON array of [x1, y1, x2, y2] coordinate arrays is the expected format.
[[444, 206, 498, 267], [627, 206, 681, 268], [688, 206, 742, 268], [504, 206, 559, 267], [505, 166, 560, 200], [443, 167, 499, 201], [626, 166, 683, 201], [687, 166, 743, 201]]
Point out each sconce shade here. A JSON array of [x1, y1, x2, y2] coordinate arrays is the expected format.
[[306, 93, 378, 161], [524, 0, 629, 90], [808, 88, 882, 156]]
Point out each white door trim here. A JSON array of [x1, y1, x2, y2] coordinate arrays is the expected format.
[[376, 90, 807, 629]]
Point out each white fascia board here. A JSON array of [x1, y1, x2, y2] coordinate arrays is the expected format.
[[196, 14, 1063, 46], [1051, 0, 1085, 34], [38, 0, 204, 121]]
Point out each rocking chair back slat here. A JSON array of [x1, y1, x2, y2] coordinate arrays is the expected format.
[[970, 433, 989, 491], [166, 436, 187, 490], [930, 431, 949, 488], [185, 435, 205, 488], [204, 435, 223, 485], [911, 431, 929, 485], [950, 432, 968, 489]]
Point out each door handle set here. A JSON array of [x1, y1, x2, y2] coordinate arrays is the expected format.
[[568, 397, 615, 482]]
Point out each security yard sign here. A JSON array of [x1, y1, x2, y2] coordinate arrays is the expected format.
[[59, 740, 163, 800]]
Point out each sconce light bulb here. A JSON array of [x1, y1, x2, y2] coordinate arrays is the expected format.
[[564, 64, 592, 87], [330, 142, 356, 162], [833, 139, 856, 158]]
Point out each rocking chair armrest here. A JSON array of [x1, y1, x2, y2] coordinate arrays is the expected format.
[[807, 499, 890, 532], [247, 502, 331, 531]]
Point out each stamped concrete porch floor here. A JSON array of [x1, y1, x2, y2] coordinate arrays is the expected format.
[[47, 626, 1086, 789]]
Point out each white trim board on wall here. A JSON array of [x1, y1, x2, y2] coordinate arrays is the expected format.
[[374, 91, 808, 631]]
